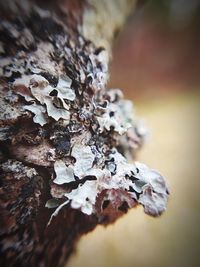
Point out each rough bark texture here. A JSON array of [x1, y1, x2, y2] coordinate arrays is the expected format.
[[0, 1, 169, 267]]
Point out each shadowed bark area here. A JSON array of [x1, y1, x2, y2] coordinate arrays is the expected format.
[[0, 1, 169, 267]]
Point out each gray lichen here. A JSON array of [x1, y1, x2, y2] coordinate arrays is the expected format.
[[0, 3, 169, 228]]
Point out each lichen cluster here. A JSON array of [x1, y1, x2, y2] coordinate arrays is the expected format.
[[0, 5, 169, 225]]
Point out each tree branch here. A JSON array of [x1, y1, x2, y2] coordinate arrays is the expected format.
[[0, 1, 169, 267]]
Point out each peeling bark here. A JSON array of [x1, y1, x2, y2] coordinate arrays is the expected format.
[[0, 1, 169, 267]]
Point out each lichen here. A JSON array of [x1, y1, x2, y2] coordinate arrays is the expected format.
[[53, 160, 75, 184], [0, 3, 169, 227]]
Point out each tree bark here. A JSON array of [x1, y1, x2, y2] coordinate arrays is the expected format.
[[0, 1, 169, 267]]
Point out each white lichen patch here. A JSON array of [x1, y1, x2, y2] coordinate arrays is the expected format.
[[134, 162, 168, 194], [51, 145, 168, 218], [24, 103, 48, 126], [13, 72, 74, 124], [45, 98, 70, 121], [59, 88, 75, 103], [139, 187, 168, 216], [53, 160, 75, 184], [65, 181, 98, 215], [71, 144, 95, 177], [29, 74, 50, 104], [57, 75, 72, 92], [47, 80, 169, 220], [96, 99, 134, 135]]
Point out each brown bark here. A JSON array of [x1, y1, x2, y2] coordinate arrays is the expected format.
[[0, 1, 169, 267]]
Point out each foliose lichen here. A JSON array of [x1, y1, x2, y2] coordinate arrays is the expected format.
[[0, 4, 169, 226]]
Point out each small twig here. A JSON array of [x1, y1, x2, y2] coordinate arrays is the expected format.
[[47, 200, 70, 227]]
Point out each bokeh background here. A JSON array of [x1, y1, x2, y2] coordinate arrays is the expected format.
[[67, 1, 200, 267]]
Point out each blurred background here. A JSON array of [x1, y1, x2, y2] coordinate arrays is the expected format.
[[67, 1, 200, 267]]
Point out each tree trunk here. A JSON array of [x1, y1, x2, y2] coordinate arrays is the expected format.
[[0, 1, 169, 267]]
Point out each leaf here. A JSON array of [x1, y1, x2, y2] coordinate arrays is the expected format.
[[45, 198, 61, 209]]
